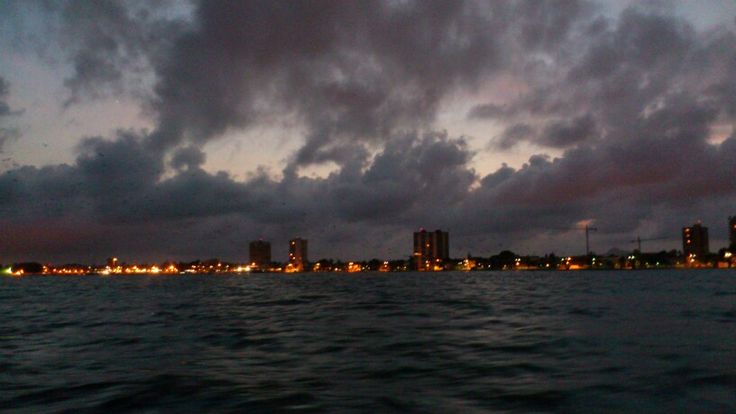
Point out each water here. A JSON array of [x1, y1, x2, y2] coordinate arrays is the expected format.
[[1, 270, 734, 413]]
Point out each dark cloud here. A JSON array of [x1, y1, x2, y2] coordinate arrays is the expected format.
[[454, 2, 736, 252], [493, 123, 536, 149], [0, 130, 478, 261], [3, 2, 736, 262], [146, 0, 507, 163], [170, 146, 206, 171], [328, 131, 476, 223], [509, 0, 590, 50], [3, 110, 734, 262], [539, 115, 597, 148], [31, 0, 188, 106], [467, 103, 507, 120], [76, 131, 163, 200], [0, 77, 11, 117], [698, 30, 736, 117], [453, 90, 736, 252], [0, 76, 22, 153]]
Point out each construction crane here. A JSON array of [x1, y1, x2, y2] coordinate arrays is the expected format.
[[548, 224, 598, 256], [630, 236, 669, 252]]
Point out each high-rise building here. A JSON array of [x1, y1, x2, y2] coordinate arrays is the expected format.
[[729, 216, 736, 249], [288, 238, 308, 271], [413, 229, 449, 271], [682, 222, 709, 261], [249, 240, 271, 270]]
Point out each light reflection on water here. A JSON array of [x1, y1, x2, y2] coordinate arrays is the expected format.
[[1, 270, 734, 413]]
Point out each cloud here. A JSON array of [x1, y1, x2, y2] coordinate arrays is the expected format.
[[0, 76, 22, 153], [453, 90, 736, 253], [539, 115, 597, 148], [467, 103, 507, 120], [0, 130, 479, 261], [23, 0, 188, 106], [3, 111, 735, 262], [493, 123, 536, 149], [144, 0, 512, 164], [0, 77, 11, 117], [2, 2, 736, 262], [170, 146, 206, 171]]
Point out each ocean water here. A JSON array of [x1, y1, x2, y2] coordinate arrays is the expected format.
[[1, 270, 734, 413]]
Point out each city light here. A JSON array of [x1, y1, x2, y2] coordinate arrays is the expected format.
[[4, 217, 735, 274]]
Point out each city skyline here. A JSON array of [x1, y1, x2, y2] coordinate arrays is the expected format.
[[3, 4, 735, 413], [5, 216, 736, 269], [4, 215, 736, 266], [1, 1, 736, 263]]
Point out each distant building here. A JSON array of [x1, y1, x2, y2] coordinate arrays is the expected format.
[[249, 240, 271, 269], [682, 223, 709, 261], [729, 216, 736, 249], [288, 238, 308, 272], [413, 229, 449, 271]]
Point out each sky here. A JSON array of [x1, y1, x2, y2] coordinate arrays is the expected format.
[[1, 0, 736, 264]]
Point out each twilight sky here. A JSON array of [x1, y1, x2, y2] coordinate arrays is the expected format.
[[1, 0, 736, 264]]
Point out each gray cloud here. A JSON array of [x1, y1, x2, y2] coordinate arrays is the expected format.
[[0, 130, 479, 261], [467, 103, 507, 120], [0, 77, 11, 117], [2, 2, 736, 262], [493, 123, 536, 150], [170, 145, 206, 171], [539, 115, 597, 148], [509, 0, 590, 51], [28, 0, 189, 106], [488, 116, 598, 150], [146, 0, 509, 164], [454, 91, 736, 252], [2, 111, 735, 262], [0, 76, 22, 153]]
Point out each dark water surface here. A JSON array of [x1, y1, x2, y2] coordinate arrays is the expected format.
[[1, 270, 735, 413]]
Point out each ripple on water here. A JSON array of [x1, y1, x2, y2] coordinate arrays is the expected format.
[[1, 271, 735, 413]]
